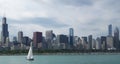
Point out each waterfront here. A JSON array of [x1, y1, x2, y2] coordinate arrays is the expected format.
[[0, 54, 120, 64]]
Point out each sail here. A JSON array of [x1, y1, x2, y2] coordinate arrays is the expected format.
[[27, 42, 34, 60]]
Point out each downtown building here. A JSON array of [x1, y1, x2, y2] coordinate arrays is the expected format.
[[22, 36, 31, 49], [1, 16, 9, 47], [107, 24, 114, 50], [88, 35, 92, 50], [18, 31, 23, 49], [74, 36, 83, 50], [69, 28, 74, 49], [113, 27, 120, 50], [101, 36, 107, 50], [81, 37, 88, 50], [33, 32, 42, 49], [56, 34, 68, 49], [45, 30, 55, 49]]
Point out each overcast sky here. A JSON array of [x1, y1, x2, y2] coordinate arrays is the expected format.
[[0, 0, 120, 39]]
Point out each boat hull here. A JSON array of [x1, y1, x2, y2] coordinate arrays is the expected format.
[[27, 58, 34, 61]]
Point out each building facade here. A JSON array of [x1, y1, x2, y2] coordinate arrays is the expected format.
[[1, 16, 9, 46], [33, 32, 42, 49]]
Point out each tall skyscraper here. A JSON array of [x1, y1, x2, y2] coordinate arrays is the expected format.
[[33, 32, 42, 48], [45, 30, 55, 49], [81, 37, 88, 49], [101, 36, 107, 50], [18, 31, 23, 44], [18, 31, 24, 49], [45, 30, 53, 40], [69, 28, 74, 49], [88, 35, 92, 50], [107, 36, 114, 50], [108, 24, 112, 36], [114, 27, 120, 50], [96, 37, 101, 50], [1, 16, 9, 45]]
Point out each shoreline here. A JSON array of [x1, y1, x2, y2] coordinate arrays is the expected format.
[[0, 52, 120, 56]]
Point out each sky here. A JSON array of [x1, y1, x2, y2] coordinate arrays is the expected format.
[[0, 0, 120, 39]]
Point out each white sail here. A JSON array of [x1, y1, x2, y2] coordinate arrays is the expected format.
[[27, 42, 34, 60]]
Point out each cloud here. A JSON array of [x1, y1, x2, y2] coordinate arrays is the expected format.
[[52, 0, 93, 7], [7, 17, 69, 28], [0, 0, 120, 39]]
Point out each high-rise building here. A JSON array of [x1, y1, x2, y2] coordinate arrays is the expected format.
[[22, 36, 31, 46], [96, 37, 101, 50], [56, 34, 68, 49], [33, 32, 42, 48], [18, 31, 23, 49], [1, 16, 9, 46], [88, 35, 92, 50], [101, 36, 107, 50], [46, 30, 53, 40], [45, 30, 55, 49], [107, 36, 114, 50], [108, 24, 112, 36], [57, 34, 68, 44], [114, 27, 120, 50], [69, 28, 74, 49], [18, 31, 23, 44], [81, 37, 88, 49], [92, 39, 96, 49]]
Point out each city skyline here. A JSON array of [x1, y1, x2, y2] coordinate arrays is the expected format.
[[0, 0, 120, 39], [0, 16, 119, 50]]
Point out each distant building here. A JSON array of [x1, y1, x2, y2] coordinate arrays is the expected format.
[[18, 31, 23, 43], [81, 37, 88, 50], [74, 36, 83, 49], [45, 30, 55, 49], [56, 34, 68, 49], [69, 28, 74, 49], [33, 32, 42, 49], [11, 36, 21, 50], [1, 16, 9, 46], [88, 35, 92, 50], [114, 27, 120, 50], [18, 31, 23, 49], [101, 36, 107, 50], [107, 36, 114, 50], [96, 37, 101, 50], [22, 36, 31, 49], [108, 24, 112, 36], [46, 30, 53, 40]]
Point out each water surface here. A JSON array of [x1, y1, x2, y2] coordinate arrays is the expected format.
[[0, 54, 120, 64]]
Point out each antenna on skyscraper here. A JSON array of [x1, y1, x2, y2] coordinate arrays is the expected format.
[[3, 0, 6, 17]]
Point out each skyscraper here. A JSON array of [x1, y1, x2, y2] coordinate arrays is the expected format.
[[1, 16, 9, 45], [69, 28, 74, 49], [45, 30, 55, 49], [45, 30, 53, 40], [18, 31, 24, 49], [33, 32, 42, 48], [18, 31, 23, 44], [101, 36, 107, 50], [107, 36, 114, 50], [81, 37, 88, 49], [22, 36, 31, 46], [96, 37, 101, 50], [108, 24, 112, 36], [56, 34, 68, 49], [114, 27, 120, 50], [88, 35, 92, 50]]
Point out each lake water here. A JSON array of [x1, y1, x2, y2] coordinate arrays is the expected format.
[[0, 54, 120, 64]]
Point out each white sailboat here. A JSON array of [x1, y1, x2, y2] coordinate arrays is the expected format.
[[27, 42, 34, 61]]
